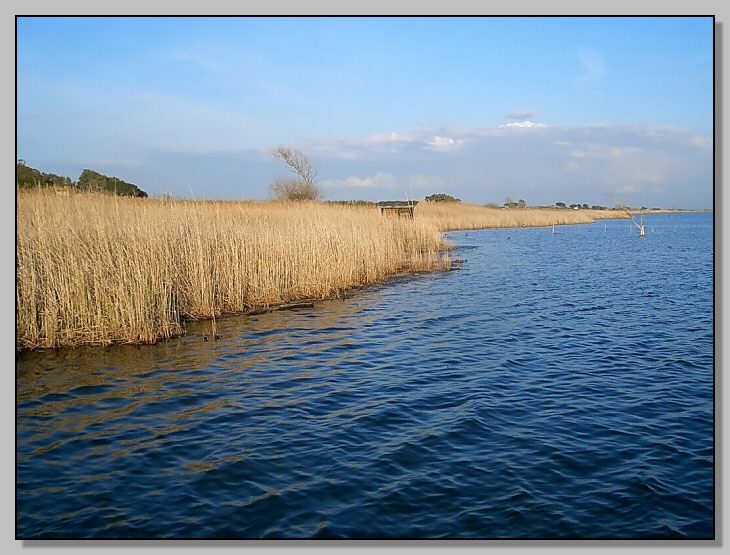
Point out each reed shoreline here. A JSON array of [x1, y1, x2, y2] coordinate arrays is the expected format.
[[17, 189, 627, 351]]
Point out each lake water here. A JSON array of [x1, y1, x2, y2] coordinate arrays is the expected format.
[[16, 212, 714, 539]]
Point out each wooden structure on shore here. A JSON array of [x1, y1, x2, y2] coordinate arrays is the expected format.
[[377, 200, 418, 219]]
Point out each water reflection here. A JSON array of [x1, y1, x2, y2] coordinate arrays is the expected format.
[[17, 290, 386, 465]]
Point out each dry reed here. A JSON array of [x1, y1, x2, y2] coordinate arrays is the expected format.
[[17, 189, 447, 349], [416, 202, 626, 231], [17, 191, 626, 349]]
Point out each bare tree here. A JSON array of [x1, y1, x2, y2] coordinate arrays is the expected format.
[[271, 146, 322, 201]]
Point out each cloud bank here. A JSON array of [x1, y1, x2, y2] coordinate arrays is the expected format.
[[310, 123, 711, 208], [37, 122, 710, 209]]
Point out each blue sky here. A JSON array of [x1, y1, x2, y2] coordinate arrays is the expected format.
[[17, 16, 713, 207]]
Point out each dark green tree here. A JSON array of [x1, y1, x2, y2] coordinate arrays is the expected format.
[[425, 193, 461, 203], [17, 163, 147, 197], [17, 162, 74, 189], [78, 169, 147, 197], [16, 163, 44, 188]]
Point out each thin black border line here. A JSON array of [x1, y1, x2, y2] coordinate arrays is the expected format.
[[15, 13, 717, 542]]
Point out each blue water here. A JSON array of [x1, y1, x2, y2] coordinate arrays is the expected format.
[[16, 212, 714, 539]]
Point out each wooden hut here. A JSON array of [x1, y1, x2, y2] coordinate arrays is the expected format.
[[377, 200, 418, 219]]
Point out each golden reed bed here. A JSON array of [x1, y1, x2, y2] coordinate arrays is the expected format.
[[417, 201, 622, 231], [16, 190, 625, 349]]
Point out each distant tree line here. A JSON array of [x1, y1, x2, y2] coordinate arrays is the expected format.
[[425, 193, 461, 203], [16, 163, 74, 189], [16, 162, 147, 197], [328, 195, 462, 206], [325, 200, 376, 206], [555, 202, 609, 210], [503, 197, 527, 208]]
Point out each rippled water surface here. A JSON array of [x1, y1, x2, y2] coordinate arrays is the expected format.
[[17, 213, 714, 538]]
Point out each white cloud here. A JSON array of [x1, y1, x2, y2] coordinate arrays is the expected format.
[[569, 145, 644, 159], [322, 172, 398, 189], [363, 131, 415, 146], [314, 127, 470, 156], [329, 130, 421, 155], [499, 120, 547, 129], [426, 135, 465, 151], [634, 125, 712, 150]]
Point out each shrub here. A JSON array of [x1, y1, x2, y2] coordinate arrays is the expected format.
[[271, 178, 323, 202]]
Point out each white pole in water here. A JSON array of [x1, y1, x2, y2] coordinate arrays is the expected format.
[[613, 196, 648, 239], [621, 205, 645, 238], [552, 224, 555, 234]]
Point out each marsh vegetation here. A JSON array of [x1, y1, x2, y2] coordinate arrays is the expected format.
[[16, 189, 626, 349]]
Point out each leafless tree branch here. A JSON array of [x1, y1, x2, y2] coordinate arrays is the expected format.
[[272, 146, 317, 184]]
